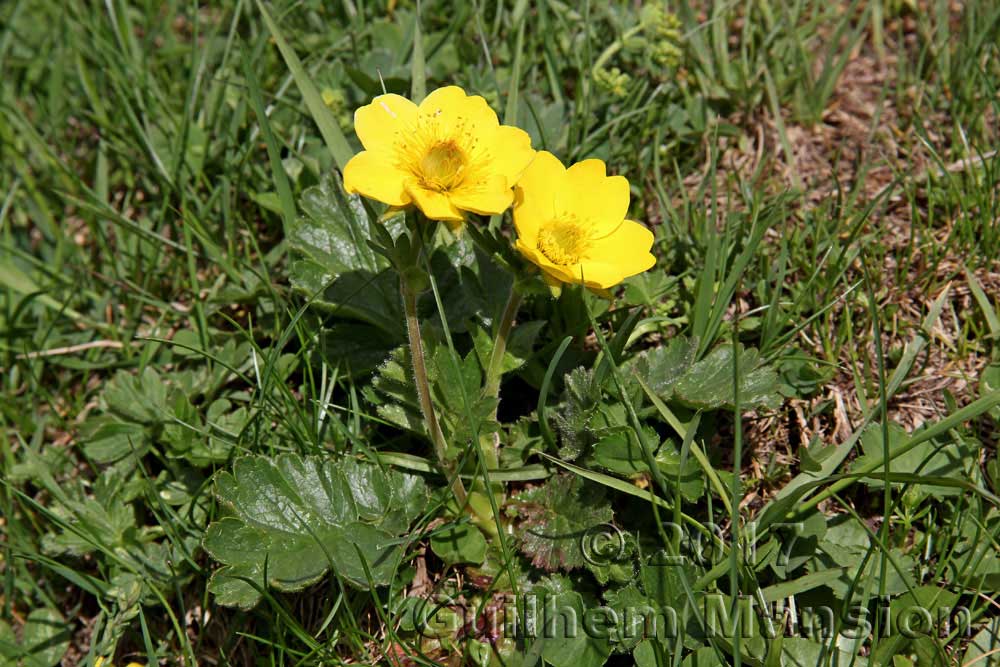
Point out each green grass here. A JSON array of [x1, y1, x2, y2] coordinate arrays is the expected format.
[[2, 1, 1000, 665]]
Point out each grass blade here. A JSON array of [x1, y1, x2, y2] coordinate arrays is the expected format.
[[242, 52, 296, 231], [410, 0, 426, 100], [255, 0, 353, 170]]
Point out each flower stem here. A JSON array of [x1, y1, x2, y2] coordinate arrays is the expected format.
[[401, 279, 468, 507], [484, 285, 523, 416]]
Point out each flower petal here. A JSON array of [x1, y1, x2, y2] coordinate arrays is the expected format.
[[354, 94, 419, 153], [515, 239, 553, 271], [419, 86, 499, 135], [513, 151, 566, 244], [487, 125, 536, 184], [558, 159, 631, 235], [566, 158, 607, 181], [549, 262, 620, 290], [585, 219, 655, 268], [343, 151, 411, 206], [449, 175, 514, 215], [405, 181, 464, 221], [517, 237, 624, 290], [574, 263, 626, 289]]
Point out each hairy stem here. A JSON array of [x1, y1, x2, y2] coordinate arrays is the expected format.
[[401, 280, 467, 506], [484, 286, 523, 414]]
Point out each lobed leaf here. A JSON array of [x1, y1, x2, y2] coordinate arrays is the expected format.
[[204, 454, 427, 609], [287, 175, 404, 335], [509, 473, 614, 572], [632, 337, 781, 410]]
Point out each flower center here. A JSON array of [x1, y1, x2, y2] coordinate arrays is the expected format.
[[419, 140, 467, 191], [537, 218, 588, 266]]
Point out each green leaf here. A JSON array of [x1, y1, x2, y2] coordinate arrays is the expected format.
[[634, 337, 698, 398], [366, 344, 425, 435], [294, 175, 383, 277], [632, 337, 780, 410], [588, 426, 704, 501], [471, 320, 546, 376], [148, 118, 207, 182], [41, 483, 138, 558], [779, 355, 834, 398], [634, 639, 670, 667], [810, 515, 916, 601], [585, 528, 637, 586], [425, 236, 514, 333], [781, 638, 868, 667], [944, 511, 1000, 588], [962, 618, 1000, 667], [367, 340, 496, 449], [430, 346, 498, 450], [798, 435, 840, 473], [760, 567, 845, 601], [202, 399, 248, 463], [204, 454, 428, 609], [321, 322, 402, 376], [673, 344, 781, 409], [767, 510, 825, 578], [287, 175, 404, 335], [22, 609, 70, 667], [853, 423, 979, 497], [680, 647, 727, 666], [552, 366, 605, 460], [516, 95, 568, 152], [603, 583, 655, 651], [430, 523, 487, 565], [103, 367, 169, 424], [80, 418, 148, 464], [509, 473, 614, 571], [653, 440, 706, 501], [409, 3, 426, 100], [539, 453, 674, 514], [622, 270, 677, 308], [870, 586, 959, 665], [162, 394, 242, 467], [522, 575, 613, 667], [966, 267, 1000, 338], [639, 552, 695, 614], [244, 53, 296, 231], [0, 620, 15, 661], [589, 417, 658, 476]]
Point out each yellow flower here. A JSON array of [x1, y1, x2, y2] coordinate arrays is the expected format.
[[342, 86, 535, 224], [94, 658, 144, 667], [513, 151, 655, 291]]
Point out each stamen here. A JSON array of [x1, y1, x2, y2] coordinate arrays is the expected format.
[[418, 140, 467, 191], [537, 217, 589, 266]]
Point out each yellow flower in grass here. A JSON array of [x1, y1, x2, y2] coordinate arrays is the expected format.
[[94, 658, 144, 667], [343, 86, 535, 225], [513, 151, 656, 292]]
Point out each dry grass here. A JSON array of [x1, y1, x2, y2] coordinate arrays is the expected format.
[[695, 11, 1000, 500]]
